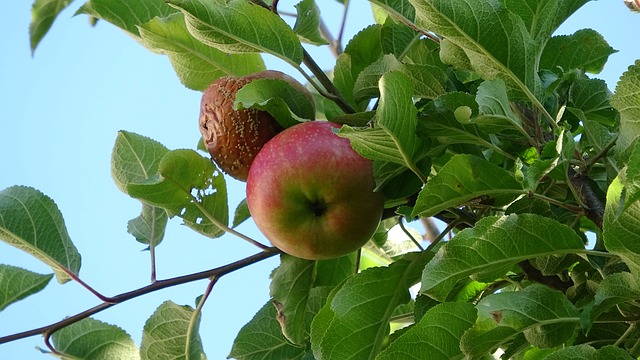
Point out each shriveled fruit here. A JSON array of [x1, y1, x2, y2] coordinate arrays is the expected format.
[[199, 70, 310, 181]]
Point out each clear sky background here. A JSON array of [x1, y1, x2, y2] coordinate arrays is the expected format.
[[1, 1, 638, 359]]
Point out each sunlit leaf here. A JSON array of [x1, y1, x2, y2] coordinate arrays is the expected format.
[[376, 302, 476, 360], [604, 175, 640, 275], [369, 0, 416, 23], [503, 0, 589, 42], [52, 318, 139, 360], [0, 265, 52, 312], [77, 0, 177, 38], [140, 301, 204, 360], [0, 186, 81, 284], [269, 254, 356, 345], [127, 149, 228, 238], [111, 131, 171, 245], [167, 0, 303, 66], [138, 13, 266, 91], [111, 131, 169, 194], [310, 252, 432, 360], [420, 214, 585, 301], [611, 60, 640, 160], [409, 0, 540, 100]]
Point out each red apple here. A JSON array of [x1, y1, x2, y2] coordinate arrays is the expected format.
[[246, 121, 385, 260]]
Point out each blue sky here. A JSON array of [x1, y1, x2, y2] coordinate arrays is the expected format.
[[1, 1, 639, 359]]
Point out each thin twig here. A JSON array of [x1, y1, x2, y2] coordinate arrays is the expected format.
[[61, 267, 112, 303], [336, 0, 350, 52], [398, 218, 424, 251], [270, 0, 279, 13], [424, 220, 460, 254], [150, 242, 157, 283], [300, 49, 356, 114], [0, 248, 281, 345]]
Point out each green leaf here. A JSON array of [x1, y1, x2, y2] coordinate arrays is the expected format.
[[380, 18, 417, 59], [582, 272, 640, 330], [140, 301, 204, 360], [339, 72, 430, 181], [623, 143, 640, 209], [604, 175, 640, 275], [474, 79, 526, 136], [353, 55, 450, 102], [403, 38, 446, 68], [369, 0, 416, 23], [310, 252, 432, 360], [344, 25, 384, 77], [52, 318, 139, 360], [269, 254, 356, 345], [503, 0, 589, 42], [353, 54, 405, 102], [409, 0, 540, 100], [167, 0, 304, 66], [461, 285, 578, 358], [29, 0, 73, 54], [420, 214, 585, 301], [270, 254, 315, 345], [376, 302, 477, 360], [234, 78, 315, 128], [314, 255, 357, 287], [229, 301, 311, 360], [232, 199, 250, 228], [127, 149, 229, 238], [293, 0, 328, 45], [111, 131, 171, 244], [0, 186, 81, 284], [418, 92, 510, 156], [540, 29, 617, 74], [411, 154, 522, 218], [77, 0, 177, 38], [0, 265, 52, 312], [567, 76, 616, 127], [336, 25, 385, 109], [376, 71, 429, 180], [612, 60, 640, 160], [127, 204, 168, 246], [111, 131, 170, 194], [543, 344, 634, 360], [138, 13, 265, 91]]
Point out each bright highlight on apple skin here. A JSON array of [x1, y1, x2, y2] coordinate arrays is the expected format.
[[246, 121, 385, 260]]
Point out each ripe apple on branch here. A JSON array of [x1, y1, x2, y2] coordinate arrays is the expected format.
[[200, 71, 385, 260]]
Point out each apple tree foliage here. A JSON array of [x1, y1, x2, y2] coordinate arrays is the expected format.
[[3, 0, 640, 358]]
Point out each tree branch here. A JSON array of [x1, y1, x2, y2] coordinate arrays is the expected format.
[[568, 167, 605, 229], [0, 248, 281, 345], [518, 260, 573, 292]]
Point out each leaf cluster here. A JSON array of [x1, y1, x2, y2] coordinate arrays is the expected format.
[[3, 0, 640, 359]]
